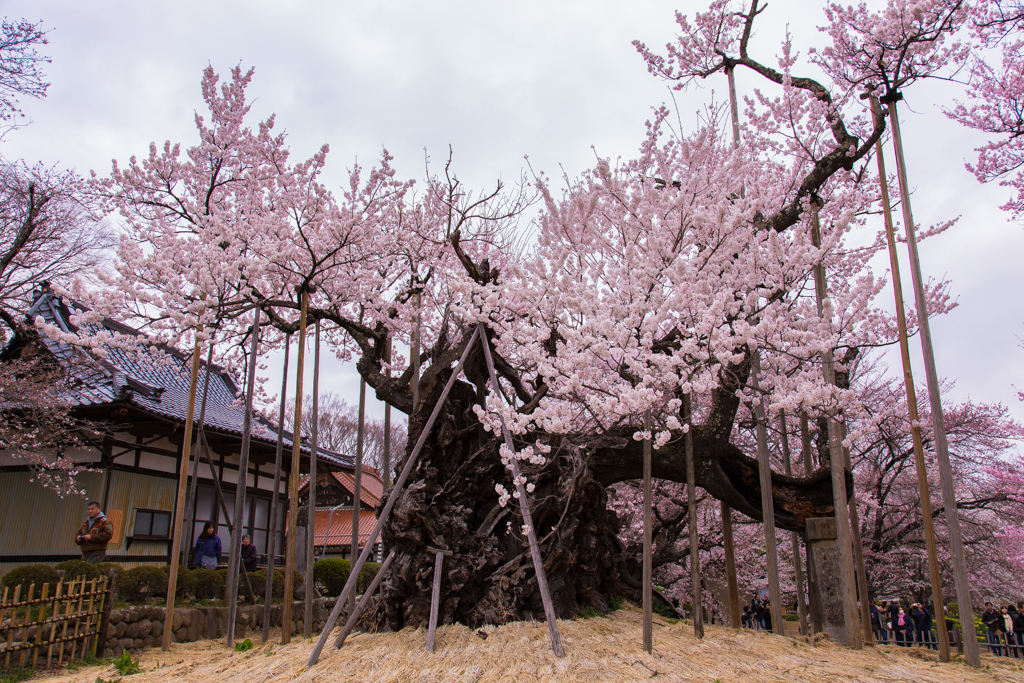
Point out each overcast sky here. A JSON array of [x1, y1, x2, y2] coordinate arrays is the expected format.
[[2, 0, 1021, 437]]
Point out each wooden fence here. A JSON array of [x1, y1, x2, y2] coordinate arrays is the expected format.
[[0, 575, 112, 668]]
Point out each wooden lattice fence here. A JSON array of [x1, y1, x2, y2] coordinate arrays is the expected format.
[[0, 574, 113, 668]]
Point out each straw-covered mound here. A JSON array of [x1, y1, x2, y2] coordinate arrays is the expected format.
[[38, 606, 1024, 682]]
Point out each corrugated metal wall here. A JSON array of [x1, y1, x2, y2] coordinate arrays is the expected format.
[[0, 471, 105, 560], [103, 469, 178, 560]]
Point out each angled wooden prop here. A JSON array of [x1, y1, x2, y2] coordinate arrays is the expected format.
[[307, 326, 481, 666], [751, 352, 784, 634], [334, 550, 396, 648], [305, 319, 322, 639], [478, 322, 565, 658], [426, 546, 453, 652], [263, 333, 291, 642]]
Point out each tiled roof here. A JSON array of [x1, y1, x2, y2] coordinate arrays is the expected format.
[[21, 288, 353, 469], [298, 467, 384, 508], [312, 508, 377, 547]]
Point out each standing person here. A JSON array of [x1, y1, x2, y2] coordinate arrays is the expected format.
[[75, 501, 114, 564], [1002, 606, 1016, 658], [1011, 605, 1024, 658], [982, 602, 1002, 656], [887, 600, 900, 645], [894, 608, 910, 647], [877, 601, 890, 644], [240, 534, 258, 573], [741, 606, 751, 629], [912, 603, 935, 650], [870, 602, 885, 644], [193, 522, 222, 569]]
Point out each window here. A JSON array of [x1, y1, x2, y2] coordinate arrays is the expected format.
[[133, 509, 172, 538]]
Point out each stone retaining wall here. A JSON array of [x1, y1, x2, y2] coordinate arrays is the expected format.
[[102, 598, 336, 657]]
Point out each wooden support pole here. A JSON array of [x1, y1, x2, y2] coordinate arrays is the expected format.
[[642, 408, 653, 653], [478, 323, 565, 657], [163, 334, 204, 650], [722, 503, 741, 629], [263, 333, 291, 642], [283, 287, 310, 644], [750, 351, 784, 634], [780, 411, 809, 637], [683, 394, 704, 638], [182, 344, 215, 565], [870, 96, 949, 660], [304, 319, 321, 639], [809, 204, 861, 649], [226, 306, 261, 647], [800, 413, 823, 635], [412, 289, 421, 410], [426, 547, 451, 652], [351, 375, 366, 616], [383, 335, 392, 491], [839, 418, 873, 645], [886, 97, 976, 665], [309, 327, 481, 665], [335, 550, 395, 648]]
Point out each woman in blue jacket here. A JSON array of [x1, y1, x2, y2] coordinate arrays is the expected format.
[[194, 522, 222, 569]]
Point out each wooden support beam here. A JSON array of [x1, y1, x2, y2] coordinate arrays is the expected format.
[[181, 344, 215, 566], [351, 376, 366, 616], [162, 335, 203, 650], [642, 408, 653, 653], [304, 319, 321, 639], [335, 550, 396, 648], [780, 411, 808, 637], [283, 287, 310, 644], [426, 546, 452, 653], [751, 352, 784, 634], [226, 307, 261, 647], [683, 394, 703, 639], [478, 323, 565, 658], [308, 327, 481, 665], [263, 333, 290, 642]]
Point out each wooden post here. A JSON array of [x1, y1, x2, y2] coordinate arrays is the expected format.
[[800, 414, 823, 635], [886, 96, 977, 665], [838, 419, 873, 644], [642, 408, 653, 653], [263, 332, 290, 642], [412, 287, 421, 410], [226, 306, 261, 647], [304, 319, 321, 639], [163, 334, 204, 650], [351, 375, 366, 617], [95, 569, 116, 658], [426, 546, 452, 652], [283, 287, 310, 644], [182, 344, 215, 566], [383, 336, 392, 491], [478, 323, 565, 657], [809, 203, 861, 649], [682, 394, 704, 638], [336, 550, 395, 648], [779, 411, 808, 637], [750, 351, 784, 634], [722, 503, 741, 629], [308, 327, 481, 665]]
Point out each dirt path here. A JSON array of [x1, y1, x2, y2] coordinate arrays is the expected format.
[[32, 607, 1024, 682]]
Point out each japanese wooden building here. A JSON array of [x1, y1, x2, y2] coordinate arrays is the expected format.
[[0, 285, 365, 576]]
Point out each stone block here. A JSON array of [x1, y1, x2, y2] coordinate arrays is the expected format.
[[186, 611, 203, 642], [172, 610, 185, 630], [114, 621, 127, 638], [133, 638, 143, 650], [118, 637, 134, 652], [143, 636, 159, 648], [150, 619, 163, 638], [181, 609, 192, 628], [125, 622, 141, 640], [138, 620, 152, 638], [174, 626, 187, 642], [806, 517, 838, 542], [203, 607, 218, 639], [107, 623, 117, 640], [108, 609, 123, 625]]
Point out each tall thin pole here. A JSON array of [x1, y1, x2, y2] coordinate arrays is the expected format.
[[283, 287, 310, 644], [226, 307, 261, 647], [721, 62, 744, 630], [309, 328, 481, 666], [750, 352, 784, 634], [683, 393, 703, 638], [809, 203, 862, 649], [262, 333, 291, 642], [383, 336, 392, 491], [840, 420, 873, 645], [411, 288, 421, 411], [162, 333, 204, 650], [801, 413, 823, 635], [304, 319, 321, 639], [886, 97, 977, 666], [642, 408, 653, 653], [351, 376, 366, 617], [780, 411, 809, 637], [182, 345, 215, 566], [479, 324, 564, 657]]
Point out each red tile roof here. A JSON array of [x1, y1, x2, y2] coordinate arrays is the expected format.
[[312, 508, 377, 547]]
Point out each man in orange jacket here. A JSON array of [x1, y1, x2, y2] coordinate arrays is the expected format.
[[75, 501, 114, 563]]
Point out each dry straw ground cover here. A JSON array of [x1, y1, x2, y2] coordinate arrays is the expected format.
[[36, 606, 1024, 682]]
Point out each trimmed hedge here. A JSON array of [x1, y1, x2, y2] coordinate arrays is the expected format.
[[192, 568, 225, 600], [158, 565, 197, 599], [313, 559, 351, 597], [54, 559, 101, 582], [117, 565, 168, 603], [94, 562, 123, 579], [1, 564, 60, 593], [357, 562, 381, 593]]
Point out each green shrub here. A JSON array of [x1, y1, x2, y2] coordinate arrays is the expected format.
[[234, 638, 253, 652], [94, 562, 123, 579], [54, 559, 101, 583], [1, 564, 60, 593], [356, 562, 381, 593], [158, 565, 196, 599], [608, 595, 624, 612], [192, 568, 226, 601], [653, 601, 677, 619], [113, 649, 140, 675], [117, 565, 167, 603], [313, 559, 350, 597], [577, 605, 602, 619]]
